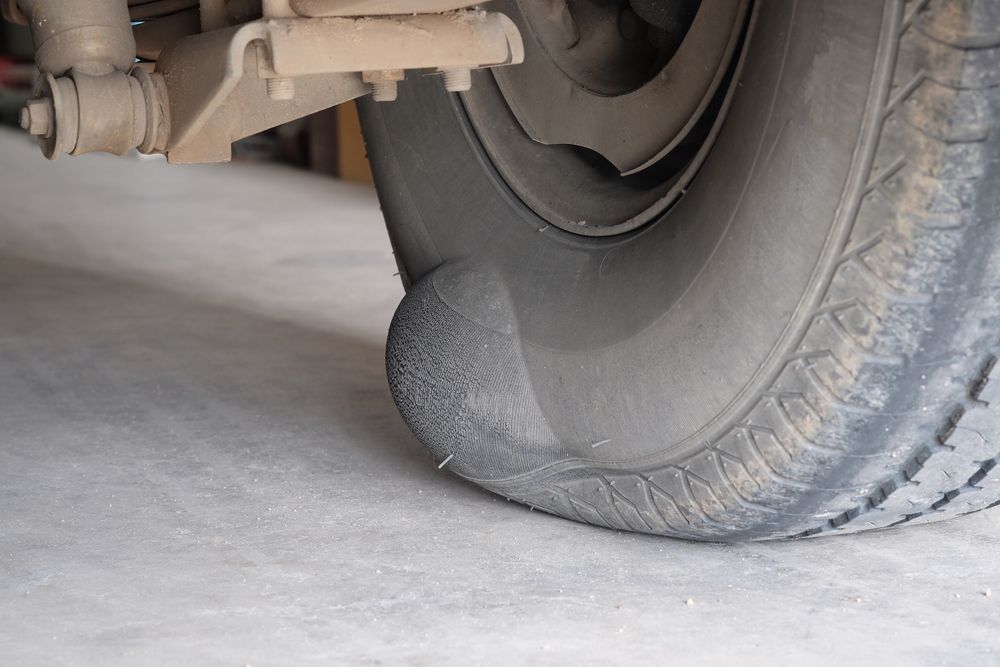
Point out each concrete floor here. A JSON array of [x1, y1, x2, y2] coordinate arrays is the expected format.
[[1, 128, 999, 666]]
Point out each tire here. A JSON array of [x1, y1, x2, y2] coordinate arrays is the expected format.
[[359, 0, 1000, 541]]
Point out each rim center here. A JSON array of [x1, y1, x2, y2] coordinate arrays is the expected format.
[[493, 0, 747, 176]]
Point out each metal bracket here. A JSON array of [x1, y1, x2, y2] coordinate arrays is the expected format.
[[271, 0, 485, 16], [156, 10, 523, 162], [9, 0, 523, 164]]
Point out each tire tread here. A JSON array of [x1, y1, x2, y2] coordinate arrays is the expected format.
[[495, 0, 1000, 539]]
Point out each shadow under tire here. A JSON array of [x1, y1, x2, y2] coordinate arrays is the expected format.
[[361, 0, 1000, 540]]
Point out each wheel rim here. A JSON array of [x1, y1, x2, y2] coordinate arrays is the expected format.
[[460, 0, 753, 237]]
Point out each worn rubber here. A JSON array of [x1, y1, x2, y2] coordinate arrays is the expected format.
[[362, 0, 1000, 540]]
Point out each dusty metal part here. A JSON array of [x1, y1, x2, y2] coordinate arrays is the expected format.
[[25, 70, 164, 160], [19, 98, 51, 136], [71, 71, 150, 156], [155, 11, 522, 161], [527, 0, 578, 50], [13, 0, 162, 160], [18, 0, 136, 76], [258, 13, 522, 77], [132, 67, 169, 154], [164, 67, 368, 164], [441, 68, 472, 92], [284, 0, 483, 17], [460, 0, 752, 236], [7, 0, 523, 163], [266, 76, 296, 100], [494, 0, 746, 175], [364, 69, 404, 102], [32, 75, 78, 158]]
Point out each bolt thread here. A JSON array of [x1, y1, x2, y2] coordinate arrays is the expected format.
[[266, 77, 295, 101], [371, 80, 398, 103], [442, 68, 472, 92]]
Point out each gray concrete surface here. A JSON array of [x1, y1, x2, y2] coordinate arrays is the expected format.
[[1, 128, 999, 666]]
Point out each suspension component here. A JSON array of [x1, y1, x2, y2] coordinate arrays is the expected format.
[[13, 0, 163, 159], [20, 70, 157, 159], [5, 0, 524, 163], [20, 0, 135, 76]]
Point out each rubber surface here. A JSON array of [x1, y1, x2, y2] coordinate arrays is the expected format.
[[361, 0, 1000, 540]]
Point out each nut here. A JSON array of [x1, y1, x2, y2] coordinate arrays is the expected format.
[[19, 98, 54, 137], [363, 69, 404, 103]]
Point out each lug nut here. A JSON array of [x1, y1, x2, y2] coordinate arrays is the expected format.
[[19, 98, 53, 137], [441, 68, 472, 93], [363, 69, 404, 103], [266, 77, 295, 101]]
